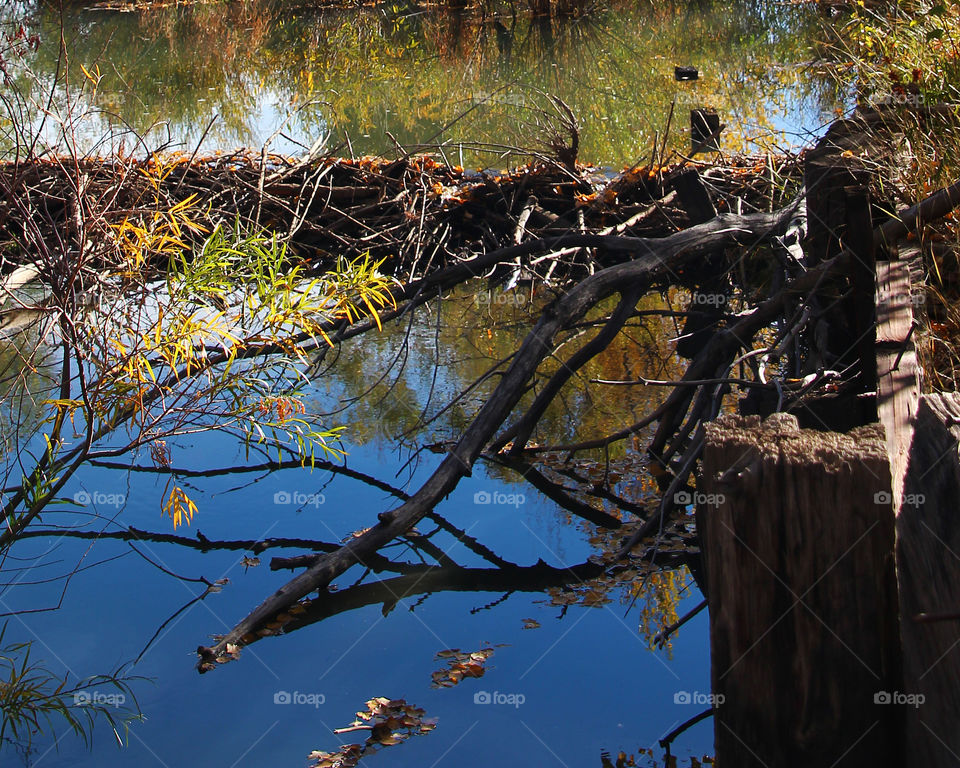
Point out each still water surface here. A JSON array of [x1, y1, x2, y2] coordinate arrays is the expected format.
[[2, 288, 711, 767], [0, 1, 835, 764], [11, 0, 836, 163]]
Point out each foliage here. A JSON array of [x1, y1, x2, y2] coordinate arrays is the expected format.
[[824, 1, 960, 389], [834, 0, 960, 108], [0, 16, 403, 754], [17, 218, 398, 535], [634, 567, 692, 655]]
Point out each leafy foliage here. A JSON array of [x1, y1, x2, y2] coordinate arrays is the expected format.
[[835, 0, 960, 108], [824, 1, 960, 389]]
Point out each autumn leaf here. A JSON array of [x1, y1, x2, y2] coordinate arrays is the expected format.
[[162, 486, 198, 529], [312, 697, 435, 767], [430, 646, 498, 688]]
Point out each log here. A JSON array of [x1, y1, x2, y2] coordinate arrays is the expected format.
[[698, 413, 901, 767], [876, 177, 960, 251], [196, 204, 801, 669]]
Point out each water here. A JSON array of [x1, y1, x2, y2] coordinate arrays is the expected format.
[[1, 287, 710, 767], [5, 457, 713, 767], [0, 1, 835, 765], [7, 0, 837, 164]]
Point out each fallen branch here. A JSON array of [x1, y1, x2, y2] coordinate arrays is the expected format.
[[196, 203, 800, 668]]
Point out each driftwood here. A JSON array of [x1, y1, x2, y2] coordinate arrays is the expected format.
[[196, 203, 801, 667]]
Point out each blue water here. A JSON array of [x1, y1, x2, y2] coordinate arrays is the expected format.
[[1, 362, 713, 767]]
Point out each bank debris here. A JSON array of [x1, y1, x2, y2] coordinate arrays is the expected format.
[[0, 147, 802, 288], [308, 697, 437, 768]]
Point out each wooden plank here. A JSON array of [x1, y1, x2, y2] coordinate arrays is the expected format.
[[698, 413, 901, 768], [875, 258, 921, 507], [846, 184, 877, 393], [897, 394, 960, 767], [875, 259, 915, 343]]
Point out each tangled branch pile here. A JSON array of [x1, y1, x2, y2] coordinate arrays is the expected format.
[[0, 149, 802, 283]]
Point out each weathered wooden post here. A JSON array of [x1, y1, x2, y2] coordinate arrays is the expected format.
[[897, 394, 960, 767], [695, 114, 960, 768], [877, 245, 960, 767], [697, 413, 902, 767]]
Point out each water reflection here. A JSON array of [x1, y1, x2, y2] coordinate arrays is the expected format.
[[9, 0, 836, 162], [0, 2, 828, 763], [303, 284, 686, 452], [0, 276, 709, 765]]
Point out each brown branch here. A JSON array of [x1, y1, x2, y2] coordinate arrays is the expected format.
[[195, 204, 800, 669]]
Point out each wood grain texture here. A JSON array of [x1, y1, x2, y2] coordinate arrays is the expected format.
[[876, 258, 921, 508], [699, 413, 901, 768], [898, 393, 960, 767]]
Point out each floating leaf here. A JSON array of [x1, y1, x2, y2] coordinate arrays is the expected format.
[[430, 646, 497, 688], [312, 697, 436, 767], [522, 618, 541, 630]]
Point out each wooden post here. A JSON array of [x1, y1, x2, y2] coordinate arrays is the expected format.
[[670, 168, 727, 359], [846, 183, 877, 393], [698, 413, 901, 767], [875, 252, 920, 508], [691, 109, 721, 154], [897, 394, 960, 767], [877, 246, 959, 767], [802, 155, 875, 377]]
